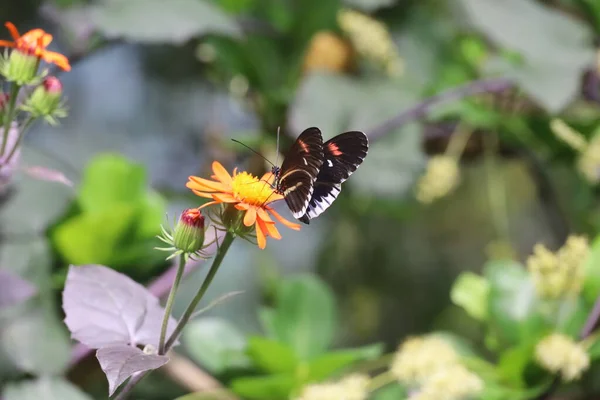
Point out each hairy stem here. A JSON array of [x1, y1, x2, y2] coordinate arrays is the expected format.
[[165, 232, 235, 350], [158, 253, 187, 355], [0, 84, 20, 157]]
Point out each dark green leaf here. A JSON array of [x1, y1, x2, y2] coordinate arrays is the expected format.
[[343, 0, 397, 12], [371, 383, 407, 400], [583, 236, 600, 303], [184, 318, 250, 374], [93, 0, 240, 44], [271, 275, 337, 360], [231, 374, 295, 400], [496, 345, 535, 387], [247, 337, 298, 373]]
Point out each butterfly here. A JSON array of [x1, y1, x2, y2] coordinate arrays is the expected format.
[[272, 127, 369, 224]]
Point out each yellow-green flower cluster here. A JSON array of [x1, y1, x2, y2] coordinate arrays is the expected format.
[[410, 364, 484, 400], [526, 235, 589, 299], [391, 336, 483, 400], [415, 156, 460, 204], [337, 9, 403, 77], [550, 119, 600, 184], [294, 374, 370, 400], [535, 333, 590, 382]]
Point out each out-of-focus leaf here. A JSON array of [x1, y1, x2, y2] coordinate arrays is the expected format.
[[271, 274, 337, 360], [1, 311, 71, 375], [97, 344, 169, 396], [342, 0, 397, 12], [458, 0, 594, 112], [289, 72, 423, 197], [175, 390, 238, 400], [77, 154, 147, 213], [184, 318, 250, 374], [450, 272, 490, 321], [51, 205, 138, 266], [62, 265, 176, 349], [231, 373, 295, 400], [92, 0, 240, 44], [247, 337, 298, 373], [23, 166, 74, 187], [485, 261, 547, 345], [497, 345, 535, 387], [371, 383, 407, 400], [0, 269, 37, 309], [307, 343, 383, 380], [2, 377, 93, 400], [583, 236, 600, 303]]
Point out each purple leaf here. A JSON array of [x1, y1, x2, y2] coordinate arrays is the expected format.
[[0, 269, 37, 309], [23, 166, 74, 187], [62, 265, 177, 349], [96, 345, 169, 396]]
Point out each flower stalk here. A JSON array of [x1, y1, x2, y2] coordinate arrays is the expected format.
[[158, 252, 187, 355], [0, 83, 19, 157]]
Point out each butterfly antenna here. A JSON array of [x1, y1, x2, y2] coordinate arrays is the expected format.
[[275, 126, 281, 167], [231, 139, 276, 168]]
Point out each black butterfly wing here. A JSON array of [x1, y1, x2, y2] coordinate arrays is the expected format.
[[278, 127, 324, 218], [299, 131, 368, 224]]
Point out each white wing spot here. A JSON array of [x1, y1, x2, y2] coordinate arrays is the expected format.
[[303, 158, 308, 165], [327, 159, 333, 167]]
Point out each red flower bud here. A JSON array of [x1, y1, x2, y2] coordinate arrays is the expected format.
[[43, 76, 62, 94], [173, 208, 206, 253]]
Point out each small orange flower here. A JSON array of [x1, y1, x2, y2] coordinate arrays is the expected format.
[[0, 22, 71, 71], [186, 161, 301, 249]]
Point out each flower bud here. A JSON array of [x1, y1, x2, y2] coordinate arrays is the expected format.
[[173, 208, 206, 253], [2, 46, 40, 85], [22, 76, 66, 124], [220, 203, 253, 236]]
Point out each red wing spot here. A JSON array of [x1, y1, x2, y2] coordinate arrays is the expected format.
[[298, 140, 310, 153], [328, 142, 343, 156]]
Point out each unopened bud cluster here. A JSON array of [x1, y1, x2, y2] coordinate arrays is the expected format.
[[415, 155, 460, 204], [294, 374, 370, 400], [535, 333, 590, 382], [337, 9, 404, 77], [550, 119, 600, 184], [527, 235, 589, 299], [391, 336, 483, 400]]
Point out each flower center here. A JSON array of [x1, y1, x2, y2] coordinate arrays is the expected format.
[[231, 171, 276, 206]]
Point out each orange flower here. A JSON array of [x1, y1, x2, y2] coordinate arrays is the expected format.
[[0, 22, 71, 71], [186, 161, 301, 249]]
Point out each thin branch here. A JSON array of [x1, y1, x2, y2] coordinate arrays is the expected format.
[[368, 77, 515, 141]]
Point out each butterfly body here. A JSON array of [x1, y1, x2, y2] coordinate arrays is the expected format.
[[273, 127, 368, 224]]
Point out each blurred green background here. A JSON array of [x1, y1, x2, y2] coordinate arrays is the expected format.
[[2, 0, 600, 398]]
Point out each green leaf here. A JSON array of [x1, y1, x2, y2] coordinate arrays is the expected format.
[[485, 260, 547, 346], [247, 337, 298, 373], [2, 377, 92, 400], [77, 154, 147, 213], [457, 0, 595, 112], [583, 236, 600, 303], [451, 272, 490, 321], [92, 0, 240, 44], [371, 383, 407, 400], [231, 374, 295, 400], [307, 344, 383, 380], [496, 345, 535, 387], [258, 307, 279, 338], [184, 318, 250, 374], [51, 205, 138, 266], [175, 391, 237, 400], [271, 274, 337, 360]]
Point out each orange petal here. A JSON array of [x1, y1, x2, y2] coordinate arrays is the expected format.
[[256, 207, 273, 223], [212, 193, 238, 203], [212, 161, 232, 185], [243, 207, 257, 226], [42, 50, 71, 71], [191, 189, 214, 199], [235, 203, 249, 210], [263, 220, 281, 240], [4, 22, 19, 41], [199, 201, 219, 209], [21, 29, 46, 43], [0, 40, 15, 48], [255, 221, 267, 249], [187, 176, 230, 193], [267, 207, 301, 230], [40, 32, 53, 47]]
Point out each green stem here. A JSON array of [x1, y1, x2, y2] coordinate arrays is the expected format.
[[4, 116, 34, 166], [0, 84, 20, 157], [367, 371, 396, 392], [158, 252, 187, 355], [165, 232, 235, 350]]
